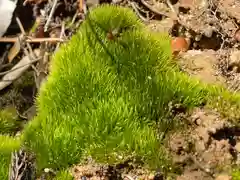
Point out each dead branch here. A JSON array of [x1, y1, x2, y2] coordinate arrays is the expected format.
[[44, 0, 58, 32], [0, 37, 64, 43], [128, 1, 149, 22]]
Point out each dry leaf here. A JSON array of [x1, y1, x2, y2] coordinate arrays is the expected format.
[[8, 40, 21, 62]]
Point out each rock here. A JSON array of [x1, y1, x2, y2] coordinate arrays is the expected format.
[[195, 118, 202, 126], [148, 174, 155, 180], [195, 141, 206, 152], [179, 50, 225, 85], [196, 127, 210, 144], [153, 172, 164, 180], [147, 18, 175, 34], [179, 0, 194, 9], [176, 170, 211, 180], [229, 50, 240, 72], [235, 142, 240, 152], [215, 174, 232, 180], [234, 29, 240, 42], [218, 0, 240, 22], [202, 139, 233, 168], [179, 0, 208, 10], [112, 0, 122, 4], [191, 114, 201, 125], [168, 133, 191, 154], [203, 26, 214, 38]]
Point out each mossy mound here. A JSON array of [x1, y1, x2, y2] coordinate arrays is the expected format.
[[18, 4, 240, 175]]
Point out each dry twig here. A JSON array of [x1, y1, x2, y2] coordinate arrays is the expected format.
[[141, 0, 177, 20], [0, 59, 39, 76], [9, 149, 36, 180], [55, 22, 66, 51], [128, 1, 149, 22], [44, 0, 58, 32], [166, 0, 177, 16], [0, 37, 64, 43], [0, 51, 40, 90]]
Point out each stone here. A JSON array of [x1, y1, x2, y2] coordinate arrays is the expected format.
[[229, 50, 240, 72], [215, 174, 232, 180], [235, 142, 240, 152], [195, 141, 206, 152]]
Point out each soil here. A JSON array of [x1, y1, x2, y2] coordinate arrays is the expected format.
[[169, 108, 240, 180], [71, 159, 159, 180], [1, 0, 240, 179]]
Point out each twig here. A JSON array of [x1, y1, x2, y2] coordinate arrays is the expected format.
[[55, 22, 65, 51], [9, 149, 36, 180], [16, 17, 40, 76], [141, 0, 173, 19], [123, 174, 135, 180], [44, 0, 58, 32], [0, 59, 39, 76], [166, 0, 177, 16], [16, 17, 36, 59], [0, 54, 40, 90], [0, 37, 65, 43], [70, 12, 79, 26], [128, 1, 149, 22]]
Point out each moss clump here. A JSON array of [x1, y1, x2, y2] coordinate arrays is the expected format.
[[0, 107, 21, 135], [206, 85, 240, 120], [22, 4, 240, 174], [53, 170, 73, 180], [232, 168, 240, 180], [0, 135, 20, 180]]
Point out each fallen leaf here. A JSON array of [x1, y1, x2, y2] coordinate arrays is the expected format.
[[8, 40, 21, 62], [171, 37, 190, 54]]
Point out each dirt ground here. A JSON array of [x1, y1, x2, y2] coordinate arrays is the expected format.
[[1, 0, 240, 179]]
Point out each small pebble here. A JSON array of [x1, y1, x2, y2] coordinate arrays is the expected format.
[[235, 142, 240, 152], [234, 29, 240, 42], [153, 172, 164, 180], [215, 174, 232, 180], [229, 50, 240, 72], [44, 168, 50, 173], [195, 118, 202, 126]]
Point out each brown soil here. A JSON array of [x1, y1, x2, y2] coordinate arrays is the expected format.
[[169, 108, 240, 180]]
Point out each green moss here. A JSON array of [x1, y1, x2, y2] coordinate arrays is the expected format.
[[22, 4, 240, 174], [0, 135, 21, 180], [232, 169, 240, 180], [0, 107, 21, 135], [206, 85, 240, 120], [53, 170, 73, 180]]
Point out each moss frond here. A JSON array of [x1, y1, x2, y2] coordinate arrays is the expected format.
[[52, 170, 73, 180]]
